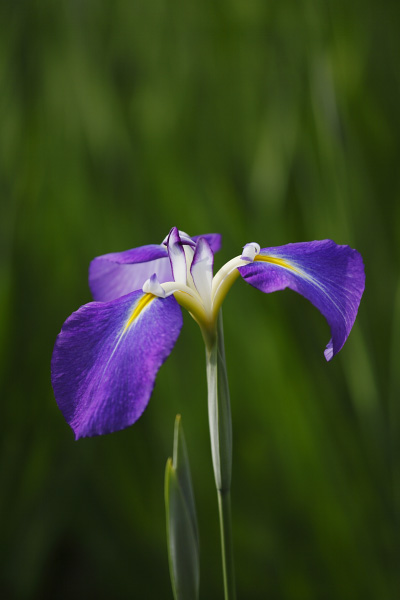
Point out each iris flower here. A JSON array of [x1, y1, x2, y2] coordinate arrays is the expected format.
[[51, 227, 365, 439]]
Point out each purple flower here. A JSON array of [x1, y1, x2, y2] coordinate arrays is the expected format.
[[51, 228, 365, 439]]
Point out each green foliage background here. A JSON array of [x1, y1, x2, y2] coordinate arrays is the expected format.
[[1, 0, 399, 598]]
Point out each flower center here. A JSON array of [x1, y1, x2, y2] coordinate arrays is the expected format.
[[142, 229, 260, 334]]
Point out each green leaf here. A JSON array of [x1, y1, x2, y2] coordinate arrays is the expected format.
[[165, 415, 199, 600]]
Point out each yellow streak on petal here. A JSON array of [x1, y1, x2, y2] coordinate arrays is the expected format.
[[123, 293, 155, 333], [254, 255, 300, 273]]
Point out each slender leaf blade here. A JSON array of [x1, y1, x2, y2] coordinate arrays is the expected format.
[[165, 416, 199, 600]]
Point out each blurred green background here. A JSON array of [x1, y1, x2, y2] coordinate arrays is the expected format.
[[1, 0, 399, 598]]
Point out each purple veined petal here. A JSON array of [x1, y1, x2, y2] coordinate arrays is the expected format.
[[238, 240, 365, 361], [192, 233, 222, 254], [190, 237, 214, 308], [51, 291, 183, 438], [89, 245, 170, 302]]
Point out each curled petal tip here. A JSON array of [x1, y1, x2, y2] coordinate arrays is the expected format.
[[241, 242, 261, 262], [143, 273, 166, 297], [163, 226, 179, 247], [324, 343, 334, 362]]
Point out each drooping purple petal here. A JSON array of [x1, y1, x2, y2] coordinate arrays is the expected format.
[[51, 291, 183, 438], [89, 244, 170, 302], [238, 240, 365, 360]]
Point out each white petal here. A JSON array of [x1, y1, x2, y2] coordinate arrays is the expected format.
[[241, 242, 260, 262], [142, 274, 166, 297], [166, 227, 188, 286], [190, 238, 213, 312]]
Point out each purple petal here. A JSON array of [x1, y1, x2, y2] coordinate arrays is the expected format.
[[89, 245, 170, 302], [238, 240, 365, 360], [192, 233, 222, 254], [51, 291, 183, 438]]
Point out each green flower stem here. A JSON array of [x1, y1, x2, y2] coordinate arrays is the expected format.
[[205, 310, 236, 600]]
